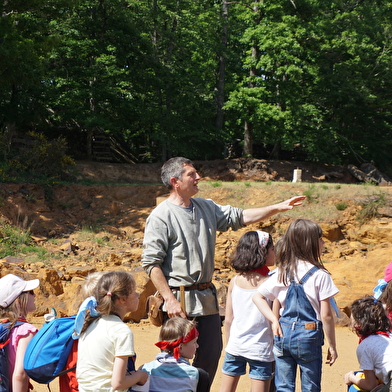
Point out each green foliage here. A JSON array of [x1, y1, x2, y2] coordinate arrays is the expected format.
[[303, 184, 319, 203], [209, 181, 223, 188], [335, 201, 348, 211], [356, 193, 387, 225], [0, 132, 74, 184], [0, 0, 392, 168], [0, 223, 47, 259]]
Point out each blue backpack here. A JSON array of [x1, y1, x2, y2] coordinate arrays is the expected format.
[[0, 320, 24, 392], [24, 315, 77, 384]]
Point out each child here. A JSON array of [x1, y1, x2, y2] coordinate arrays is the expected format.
[[252, 218, 339, 392], [373, 262, 392, 322], [0, 273, 39, 392], [141, 317, 210, 392], [344, 296, 392, 392], [220, 230, 275, 392], [75, 271, 148, 392], [59, 271, 107, 392]]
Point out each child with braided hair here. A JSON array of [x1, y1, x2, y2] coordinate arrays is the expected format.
[[74, 271, 148, 392], [141, 317, 210, 392]]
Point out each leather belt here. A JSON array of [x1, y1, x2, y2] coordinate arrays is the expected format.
[[170, 282, 212, 291]]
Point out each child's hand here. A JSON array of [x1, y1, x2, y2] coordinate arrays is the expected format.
[[326, 346, 338, 366], [272, 320, 283, 337], [344, 371, 354, 385], [136, 370, 149, 385]]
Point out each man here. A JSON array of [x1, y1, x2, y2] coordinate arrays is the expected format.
[[142, 157, 305, 384]]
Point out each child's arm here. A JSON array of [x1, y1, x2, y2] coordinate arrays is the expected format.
[[252, 292, 283, 337], [320, 297, 338, 366], [12, 332, 34, 392], [345, 370, 379, 391], [112, 356, 148, 390], [272, 298, 281, 320], [224, 279, 235, 345]]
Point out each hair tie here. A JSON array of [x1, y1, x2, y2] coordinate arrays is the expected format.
[[107, 292, 112, 296], [256, 231, 269, 248], [72, 296, 100, 339], [155, 326, 199, 360], [373, 279, 388, 299]]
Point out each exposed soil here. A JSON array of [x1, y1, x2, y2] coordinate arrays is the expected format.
[[1, 159, 391, 392]]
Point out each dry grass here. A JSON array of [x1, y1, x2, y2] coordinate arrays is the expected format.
[[198, 181, 391, 223]]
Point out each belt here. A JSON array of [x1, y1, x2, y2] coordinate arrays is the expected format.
[[170, 282, 212, 291]]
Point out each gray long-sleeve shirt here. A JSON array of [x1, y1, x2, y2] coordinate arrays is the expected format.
[[142, 198, 244, 317]]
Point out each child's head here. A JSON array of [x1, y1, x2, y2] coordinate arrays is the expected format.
[[230, 230, 274, 272], [94, 271, 137, 316], [155, 317, 199, 360], [81, 271, 107, 299], [276, 218, 324, 267], [350, 296, 391, 337], [377, 262, 392, 308], [0, 274, 39, 322]]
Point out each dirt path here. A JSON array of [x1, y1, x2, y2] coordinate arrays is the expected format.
[[30, 324, 358, 392]]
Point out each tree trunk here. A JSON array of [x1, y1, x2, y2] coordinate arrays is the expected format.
[[215, 0, 228, 131]]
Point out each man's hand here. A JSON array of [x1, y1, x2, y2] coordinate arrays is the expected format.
[[277, 195, 306, 211], [165, 296, 186, 319]]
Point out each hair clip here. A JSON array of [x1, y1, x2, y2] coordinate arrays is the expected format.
[[107, 292, 112, 296]]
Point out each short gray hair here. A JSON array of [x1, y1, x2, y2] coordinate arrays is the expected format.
[[161, 157, 193, 189]]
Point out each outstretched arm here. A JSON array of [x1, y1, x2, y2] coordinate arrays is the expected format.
[[242, 196, 306, 225]]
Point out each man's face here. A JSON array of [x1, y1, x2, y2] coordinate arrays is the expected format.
[[175, 164, 201, 197]]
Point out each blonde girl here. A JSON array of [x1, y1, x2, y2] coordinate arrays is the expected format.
[[75, 271, 148, 392], [253, 219, 339, 392], [0, 274, 39, 392]]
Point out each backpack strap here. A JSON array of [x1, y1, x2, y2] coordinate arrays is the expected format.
[[299, 266, 319, 284], [0, 320, 24, 349]]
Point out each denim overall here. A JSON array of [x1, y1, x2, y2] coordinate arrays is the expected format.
[[273, 266, 324, 392]]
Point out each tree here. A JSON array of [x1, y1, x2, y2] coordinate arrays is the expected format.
[[224, 0, 392, 169]]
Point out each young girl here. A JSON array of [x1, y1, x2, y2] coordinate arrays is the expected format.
[[141, 317, 209, 392], [75, 271, 148, 392], [373, 262, 392, 322], [0, 273, 39, 392], [252, 218, 339, 392], [220, 230, 275, 392], [59, 271, 107, 392], [345, 296, 392, 392]]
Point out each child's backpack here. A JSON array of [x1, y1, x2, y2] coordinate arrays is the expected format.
[[0, 320, 24, 392], [24, 315, 77, 384]]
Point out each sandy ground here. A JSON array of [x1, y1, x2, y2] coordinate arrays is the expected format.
[[30, 323, 358, 392]]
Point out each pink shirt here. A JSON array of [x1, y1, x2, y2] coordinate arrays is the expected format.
[[9, 322, 38, 389]]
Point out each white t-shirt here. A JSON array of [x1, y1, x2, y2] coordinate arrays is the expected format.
[[77, 315, 135, 392], [257, 261, 339, 320], [357, 333, 392, 384]]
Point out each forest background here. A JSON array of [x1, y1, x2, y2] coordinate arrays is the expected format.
[[1, 0, 392, 180]]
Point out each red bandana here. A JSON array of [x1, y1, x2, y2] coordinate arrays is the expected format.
[[359, 331, 390, 344], [250, 265, 270, 277], [155, 326, 199, 359]]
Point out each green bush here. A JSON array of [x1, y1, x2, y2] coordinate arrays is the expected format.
[[0, 132, 75, 184], [356, 193, 386, 225]]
